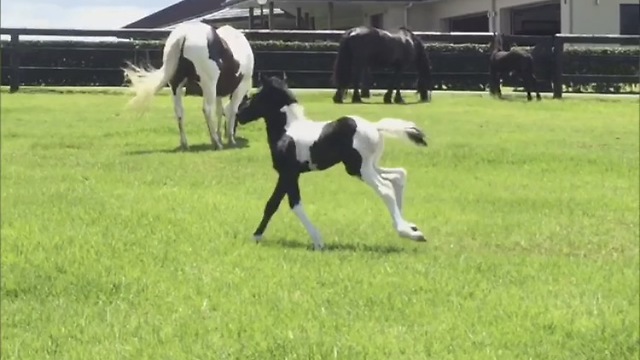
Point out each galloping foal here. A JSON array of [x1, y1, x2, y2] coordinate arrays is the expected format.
[[236, 75, 429, 251], [123, 22, 254, 150]]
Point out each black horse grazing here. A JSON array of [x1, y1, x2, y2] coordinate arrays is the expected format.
[[331, 26, 432, 104], [489, 34, 541, 101], [236, 75, 429, 250]]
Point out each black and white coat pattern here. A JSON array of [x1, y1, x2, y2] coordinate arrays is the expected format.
[[236, 75, 429, 250], [124, 22, 255, 150]]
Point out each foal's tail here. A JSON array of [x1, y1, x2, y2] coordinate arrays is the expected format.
[[122, 32, 185, 113], [375, 118, 428, 147], [331, 32, 353, 87]]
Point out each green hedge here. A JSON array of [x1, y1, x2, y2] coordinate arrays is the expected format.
[[4, 39, 638, 55], [1, 39, 638, 93]]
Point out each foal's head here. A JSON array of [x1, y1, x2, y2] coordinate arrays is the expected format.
[[236, 75, 297, 125]]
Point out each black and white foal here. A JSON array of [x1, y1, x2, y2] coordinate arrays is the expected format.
[[236, 75, 429, 250]]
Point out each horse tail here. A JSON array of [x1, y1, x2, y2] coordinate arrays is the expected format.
[[331, 33, 353, 87], [375, 118, 428, 147], [123, 30, 185, 113]]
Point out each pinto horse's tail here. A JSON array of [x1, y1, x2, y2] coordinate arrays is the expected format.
[[331, 32, 353, 88], [122, 30, 185, 114], [375, 118, 428, 147]]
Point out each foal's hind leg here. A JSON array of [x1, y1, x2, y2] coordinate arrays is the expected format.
[[360, 163, 425, 242]]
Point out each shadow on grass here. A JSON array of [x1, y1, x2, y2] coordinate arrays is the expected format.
[[125, 137, 249, 155], [264, 238, 407, 254], [493, 94, 542, 102], [335, 99, 429, 106]]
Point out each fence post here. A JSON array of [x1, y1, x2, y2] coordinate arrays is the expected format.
[[9, 33, 20, 93], [552, 35, 564, 99]]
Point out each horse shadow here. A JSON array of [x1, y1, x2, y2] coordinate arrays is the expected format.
[[492, 93, 543, 102], [125, 137, 249, 156], [264, 238, 408, 254]]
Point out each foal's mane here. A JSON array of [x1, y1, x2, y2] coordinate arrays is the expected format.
[[281, 102, 306, 123]]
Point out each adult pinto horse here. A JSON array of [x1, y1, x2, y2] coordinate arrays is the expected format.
[[123, 22, 254, 150], [331, 26, 432, 104], [488, 33, 541, 101]]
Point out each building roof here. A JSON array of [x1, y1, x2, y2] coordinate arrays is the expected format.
[[123, 0, 227, 28]]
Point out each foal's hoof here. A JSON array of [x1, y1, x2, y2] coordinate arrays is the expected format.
[[253, 234, 263, 243], [412, 233, 427, 242], [399, 226, 427, 242], [332, 97, 343, 104]]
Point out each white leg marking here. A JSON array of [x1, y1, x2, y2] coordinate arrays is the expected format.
[[378, 167, 407, 212], [172, 84, 188, 149], [200, 81, 223, 150], [225, 79, 251, 145], [292, 203, 324, 250], [361, 166, 424, 241], [215, 97, 224, 140]]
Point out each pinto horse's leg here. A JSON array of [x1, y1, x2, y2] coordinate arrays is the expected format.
[[225, 78, 252, 145], [285, 173, 324, 250], [215, 97, 224, 138], [170, 79, 189, 150], [200, 79, 223, 150]]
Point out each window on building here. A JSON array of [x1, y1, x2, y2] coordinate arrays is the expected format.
[[620, 4, 640, 35], [449, 14, 489, 32], [370, 14, 383, 29]]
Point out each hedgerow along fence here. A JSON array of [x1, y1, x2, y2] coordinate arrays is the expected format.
[[1, 28, 638, 97]]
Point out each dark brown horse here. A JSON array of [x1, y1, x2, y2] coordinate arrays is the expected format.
[[489, 33, 541, 101], [331, 26, 432, 104]]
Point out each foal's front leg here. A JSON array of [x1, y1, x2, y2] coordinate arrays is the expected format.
[[253, 175, 287, 241], [286, 174, 324, 250]]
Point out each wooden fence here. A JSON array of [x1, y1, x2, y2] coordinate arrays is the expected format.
[[1, 27, 638, 98]]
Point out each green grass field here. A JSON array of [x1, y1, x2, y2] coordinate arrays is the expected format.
[[2, 89, 638, 359]]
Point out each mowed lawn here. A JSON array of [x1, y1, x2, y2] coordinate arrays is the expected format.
[[1, 89, 638, 359]]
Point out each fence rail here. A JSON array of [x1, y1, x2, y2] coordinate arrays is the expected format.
[[1, 27, 639, 96]]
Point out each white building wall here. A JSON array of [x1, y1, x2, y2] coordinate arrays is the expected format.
[[562, 0, 636, 34], [271, 0, 637, 34]]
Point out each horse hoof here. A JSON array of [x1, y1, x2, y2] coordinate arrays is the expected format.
[[333, 97, 343, 104], [394, 98, 405, 104], [253, 234, 263, 243], [313, 243, 325, 251], [352, 98, 363, 104], [414, 234, 427, 242]]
